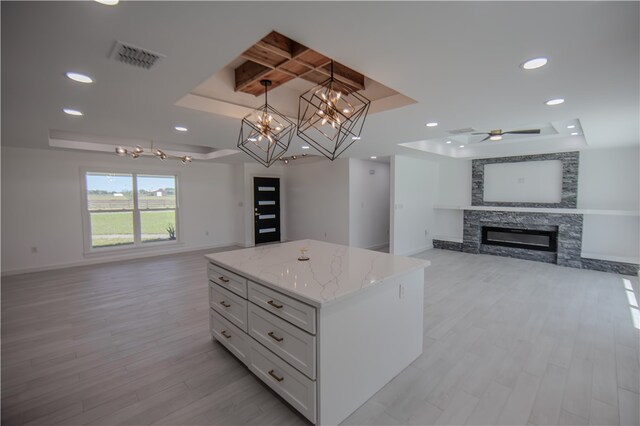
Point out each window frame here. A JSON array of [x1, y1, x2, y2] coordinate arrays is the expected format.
[[80, 167, 182, 256]]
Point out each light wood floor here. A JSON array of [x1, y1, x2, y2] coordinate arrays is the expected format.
[[2, 248, 639, 425]]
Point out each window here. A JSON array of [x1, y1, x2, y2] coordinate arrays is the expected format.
[[83, 171, 178, 251]]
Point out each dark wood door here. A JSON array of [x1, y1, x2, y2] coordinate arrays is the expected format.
[[253, 177, 281, 244]]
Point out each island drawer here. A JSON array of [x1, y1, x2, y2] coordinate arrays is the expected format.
[[208, 263, 247, 298], [209, 308, 249, 365], [248, 282, 316, 334], [209, 282, 248, 332], [248, 303, 316, 379], [248, 338, 316, 423]]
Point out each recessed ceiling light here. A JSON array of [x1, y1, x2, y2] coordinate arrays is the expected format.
[[66, 72, 93, 84], [63, 108, 83, 116], [352, 136, 361, 140], [545, 98, 565, 106], [567, 125, 576, 129], [571, 132, 579, 136], [426, 122, 438, 127], [301, 145, 310, 149], [95, 0, 119, 5], [459, 145, 465, 148], [521, 57, 548, 70], [370, 156, 377, 159], [446, 140, 452, 144], [174, 126, 188, 132]]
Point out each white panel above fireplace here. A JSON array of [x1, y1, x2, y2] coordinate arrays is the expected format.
[[484, 160, 563, 203]]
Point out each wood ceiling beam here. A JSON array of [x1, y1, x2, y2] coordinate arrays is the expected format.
[[235, 61, 272, 92], [297, 60, 365, 91], [235, 31, 366, 94]]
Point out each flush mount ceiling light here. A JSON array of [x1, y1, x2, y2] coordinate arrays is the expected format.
[[174, 126, 188, 132], [95, 0, 119, 5], [63, 108, 83, 116], [66, 72, 93, 84], [238, 79, 295, 167], [446, 140, 452, 144], [489, 135, 503, 141], [521, 57, 548, 70], [115, 141, 192, 164], [571, 132, 579, 136], [545, 98, 565, 106], [426, 122, 438, 127], [297, 61, 371, 161], [301, 145, 310, 150], [567, 125, 576, 129], [370, 156, 377, 159], [459, 145, 465, 148]]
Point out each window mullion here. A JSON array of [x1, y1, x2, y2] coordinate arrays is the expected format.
[[132, 174, 141, 246]]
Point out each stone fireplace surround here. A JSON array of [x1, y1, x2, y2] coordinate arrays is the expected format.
[[433, 151, 639, 275], [463, 210, 582, 268]]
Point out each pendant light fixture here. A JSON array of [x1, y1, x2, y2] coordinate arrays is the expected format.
[[297, 61, 371, 160], [115, 141, 193, 164], [237, 79, 295, 167]]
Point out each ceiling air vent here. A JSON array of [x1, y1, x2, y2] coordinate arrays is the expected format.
[[110, 41, 165, 70], [449, 127, 476, 135]]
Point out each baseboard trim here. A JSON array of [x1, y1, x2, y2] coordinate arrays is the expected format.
[[366, 242, 390, 251], [397, 246, 433, 257], [1, 241, 239, 277]]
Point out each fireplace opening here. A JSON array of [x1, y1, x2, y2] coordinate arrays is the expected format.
[[481, 226, 558, 252]]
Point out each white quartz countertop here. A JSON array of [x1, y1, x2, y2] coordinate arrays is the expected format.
[[205, 240, 429, 307]]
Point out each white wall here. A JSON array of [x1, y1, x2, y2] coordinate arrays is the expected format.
[[390, 155, 438, 256], [578, 147, 640, 262], [284, 158, 350, 245], [348, 159, 390, 249], [431, 147, 640, 262], [484, 160, 563, 203], [1, 146, 239, 274], [434, 156, 471, 242]]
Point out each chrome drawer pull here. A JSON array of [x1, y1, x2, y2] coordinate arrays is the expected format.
[[221, 330, 231, 339], [218, 276, 230, 283], [220, 301, 231, 308], [268, 331, 284, 342], [267, 300, 283, 309], [268, 369, 284, 382]]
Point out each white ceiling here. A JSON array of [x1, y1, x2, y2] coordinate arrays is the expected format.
[[2, 1, 639, 163]]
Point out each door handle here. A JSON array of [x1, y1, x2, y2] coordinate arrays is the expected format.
[[220, 301, 231, 308], [221, 330, 231, 339], [218, 276, 229, 283]]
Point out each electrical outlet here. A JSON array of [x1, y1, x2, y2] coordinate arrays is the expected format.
[[30, 246, 38, 254], [424, 229, 429, 236], [518, 177, 525, 184], [205, 231, 209, 236], [399, 283, 405, 299]]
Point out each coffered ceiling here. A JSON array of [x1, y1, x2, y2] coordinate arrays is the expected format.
[[1, 2, 638, 163]]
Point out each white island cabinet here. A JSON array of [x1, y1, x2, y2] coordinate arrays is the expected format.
[[205, 240, 429, 425]]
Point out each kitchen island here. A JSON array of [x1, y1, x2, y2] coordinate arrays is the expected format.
[[205, 240, 429, 425]]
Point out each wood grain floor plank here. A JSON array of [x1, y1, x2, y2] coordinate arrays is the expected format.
[[2, 248, 638, 426]]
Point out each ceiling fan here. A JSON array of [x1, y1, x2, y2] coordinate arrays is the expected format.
[[471, 128, 541, 142]]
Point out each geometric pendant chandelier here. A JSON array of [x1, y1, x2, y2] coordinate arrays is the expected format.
[[237, 79, 295, 167], [297, 61, 371, 160]]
